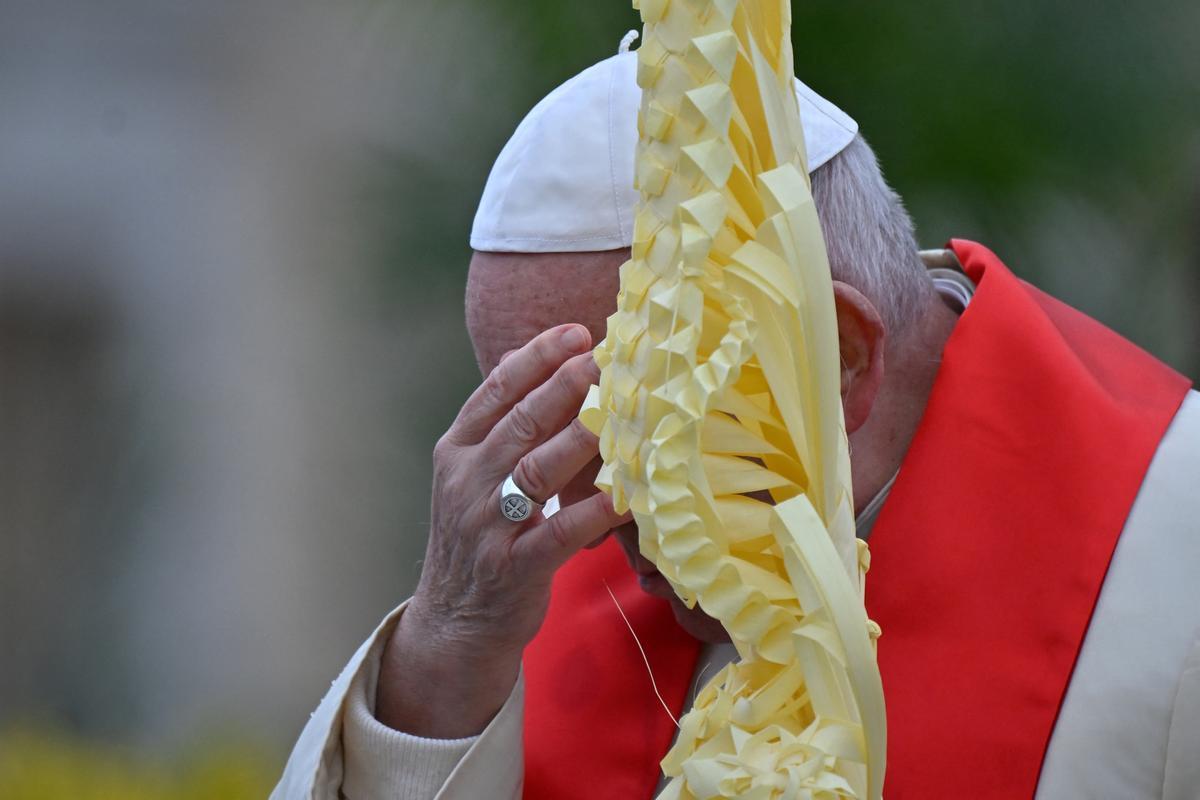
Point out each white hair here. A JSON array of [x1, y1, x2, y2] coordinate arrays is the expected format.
[[810, 134, 933, 334]]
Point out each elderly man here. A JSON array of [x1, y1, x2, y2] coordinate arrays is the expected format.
[[274, 48, 1199, 799]]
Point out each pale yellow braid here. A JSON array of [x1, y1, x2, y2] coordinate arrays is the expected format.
[[579, 1, 887, 797]]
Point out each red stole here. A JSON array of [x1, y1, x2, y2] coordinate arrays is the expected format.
[[522, 240, 1191, 799], [864, 240, 1190, 797], [522, 541, 699, 798]]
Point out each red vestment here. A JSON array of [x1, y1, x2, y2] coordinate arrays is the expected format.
[[522, 241, 1191, 799]]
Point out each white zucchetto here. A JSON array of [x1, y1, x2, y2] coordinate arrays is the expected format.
[[470, 49, 857, 254]]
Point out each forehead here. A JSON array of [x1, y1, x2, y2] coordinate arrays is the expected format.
[[465, 249, 628, 374]]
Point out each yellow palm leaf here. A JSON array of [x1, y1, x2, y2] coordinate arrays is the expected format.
[[581, 1, 886, 797]]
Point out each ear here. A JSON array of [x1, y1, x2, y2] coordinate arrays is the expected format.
[[832, 281, 886, 433]]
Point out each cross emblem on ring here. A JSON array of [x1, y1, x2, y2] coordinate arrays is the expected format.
[[502, 494, 532, 522]]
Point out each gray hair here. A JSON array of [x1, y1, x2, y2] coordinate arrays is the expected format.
[[810, 134, 933, 335]]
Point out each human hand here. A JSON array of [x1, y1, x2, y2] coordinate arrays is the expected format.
[[376, 323, 628, 737]]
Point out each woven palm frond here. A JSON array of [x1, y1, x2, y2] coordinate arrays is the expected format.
[[580, 1, 886, 797]]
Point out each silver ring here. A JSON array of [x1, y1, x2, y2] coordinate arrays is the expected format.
[[500, 474, 542, 523]]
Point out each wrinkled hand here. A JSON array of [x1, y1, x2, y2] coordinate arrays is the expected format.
[[376, 324, 626, 737]]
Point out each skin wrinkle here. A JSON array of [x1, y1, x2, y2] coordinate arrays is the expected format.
[[466, 248, 959, 643]]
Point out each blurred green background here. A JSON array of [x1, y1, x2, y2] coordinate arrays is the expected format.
[[0, 0, 1196, 794]]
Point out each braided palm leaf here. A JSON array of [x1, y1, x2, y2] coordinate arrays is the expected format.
[[580, 1, 886, 797]]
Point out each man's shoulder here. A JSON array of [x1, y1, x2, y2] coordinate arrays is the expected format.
[[1041, 389, 1200, 797], [1142, 389, 1200, 501]]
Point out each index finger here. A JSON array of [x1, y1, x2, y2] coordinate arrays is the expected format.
[[448, 323, 592, 445]]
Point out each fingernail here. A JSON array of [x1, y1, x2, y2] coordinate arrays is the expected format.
[[562, 326, 588, 352]]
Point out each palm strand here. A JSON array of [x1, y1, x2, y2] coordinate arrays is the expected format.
[[581, 1, 886, 797]]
